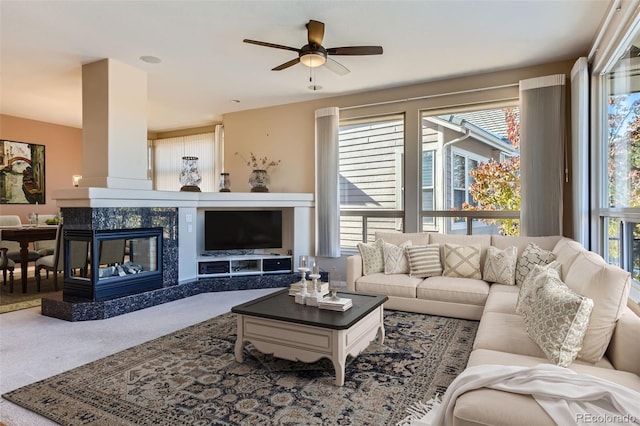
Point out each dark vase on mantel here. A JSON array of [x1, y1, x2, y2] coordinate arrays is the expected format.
[[249, 169, 269, 192]]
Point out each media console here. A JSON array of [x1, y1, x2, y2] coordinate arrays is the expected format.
[[198, 254, 293, 278]]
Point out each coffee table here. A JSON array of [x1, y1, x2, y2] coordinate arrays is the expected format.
[[231, 289, 388, 386]]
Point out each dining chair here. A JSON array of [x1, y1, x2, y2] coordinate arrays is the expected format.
[[0, 215, 42, 269], [34, 214, 59, 256], [36, 225, 89, 291], [1, 247, 15, 292]]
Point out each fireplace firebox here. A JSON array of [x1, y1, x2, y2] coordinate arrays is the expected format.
[[63, 227, 164, 301]]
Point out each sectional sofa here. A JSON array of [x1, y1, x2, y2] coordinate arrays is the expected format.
[[346, 232, 640, 425]]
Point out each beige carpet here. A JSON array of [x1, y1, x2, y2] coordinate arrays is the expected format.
[[0, 267, 62, 314], [2, 310, 478, 425]]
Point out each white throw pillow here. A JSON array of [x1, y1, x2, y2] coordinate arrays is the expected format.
[[483, 246, 518, 285], [443, 243, 482, 279], [357, 239, 385, 276], [515, 243, 557, 286], [383, 240, 412, 274], [405, 244, 442, 278], [524, 275, 594, 367]]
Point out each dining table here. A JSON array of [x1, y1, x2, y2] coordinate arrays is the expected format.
[[1, 226, 58, 293]]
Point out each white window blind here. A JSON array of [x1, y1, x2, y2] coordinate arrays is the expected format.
[[153, 132, 216, 192]]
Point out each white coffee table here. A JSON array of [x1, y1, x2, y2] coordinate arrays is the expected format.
[[231, 289, 388, 386]]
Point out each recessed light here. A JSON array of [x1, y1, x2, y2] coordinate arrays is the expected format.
[[140, 55, 161, 64], [231, 99, 241, 103], [308, 85, 323, 91]]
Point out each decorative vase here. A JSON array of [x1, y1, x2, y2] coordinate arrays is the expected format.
[[179, 156, 202, 192], [219, 172, 231, 192], [249, 169, 269, 192]]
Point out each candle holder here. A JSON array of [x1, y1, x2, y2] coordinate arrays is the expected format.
[[294, 255, 310, 304], [305, 262, 323, 306]]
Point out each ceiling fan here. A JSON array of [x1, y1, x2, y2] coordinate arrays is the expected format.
[[243, 19, 383, 76]]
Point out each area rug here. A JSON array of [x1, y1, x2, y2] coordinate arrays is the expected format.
[[2, 310, 478, 425], [0, 270, 61, 314]]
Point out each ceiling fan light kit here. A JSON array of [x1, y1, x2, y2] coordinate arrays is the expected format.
[[243, 19, 382, 75]]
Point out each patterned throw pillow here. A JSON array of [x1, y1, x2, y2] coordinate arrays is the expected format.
[[483, 246, 518, 285], [383, 240, 412, 274], [516, 263, 561, 317], [443, 243, 482, 279], [405, 244, 442, 278], [515, 243, 557, 286], [357, 239, 385, 276], [524, 276, 594, 367]]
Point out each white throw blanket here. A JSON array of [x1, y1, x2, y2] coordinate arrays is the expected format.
[[403, 364, 640, 426]]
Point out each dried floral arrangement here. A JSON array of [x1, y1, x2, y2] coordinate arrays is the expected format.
[[235, 152, 281, 170]]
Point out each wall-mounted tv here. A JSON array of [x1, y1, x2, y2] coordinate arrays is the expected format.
[[204, 210, 283, 252]]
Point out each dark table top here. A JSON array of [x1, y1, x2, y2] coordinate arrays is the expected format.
[[231, 289, 388, 330]]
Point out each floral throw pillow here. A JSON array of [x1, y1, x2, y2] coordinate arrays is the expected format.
[[383, 240, 412, 274], [357, 239, 385, 276], [483, 246, 518, 285]]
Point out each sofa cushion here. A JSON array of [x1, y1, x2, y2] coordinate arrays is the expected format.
[[428, 233, 491, 273], [523, 276, 594, 367], [354, 273, 422, 298], [483, 286, 518, 314], [491, 235, 561, 253], [418, 276, 490, 306], [375, 231, 430, 247], [515, 242, 557, 286], [382, 240, 411, 274], [564, 251, 630, 363], [473, 311, 547, 358], [551, 238, 584, 281], [405, 244, 442, 278], [483, 246, 517, 285], [357, 238, 384, 275], [443, 243, 482, 279]]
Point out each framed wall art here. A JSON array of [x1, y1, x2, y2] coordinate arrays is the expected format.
[[0, 139, 46, 204]]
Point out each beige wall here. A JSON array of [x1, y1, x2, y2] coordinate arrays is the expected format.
[[0, 114, 82, 222], [222, 59, 575, 236]]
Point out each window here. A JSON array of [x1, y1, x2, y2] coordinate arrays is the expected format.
[[339, 115, 404, 250], [422, 150, 435, 225], [152, 133, 216, 192], [451, 149, 482, 227], [597, 22, 640, 304]]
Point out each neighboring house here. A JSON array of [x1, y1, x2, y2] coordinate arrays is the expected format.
[[339, 109, 518, 248]]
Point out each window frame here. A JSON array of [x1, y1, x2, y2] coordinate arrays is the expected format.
[[450, 147, 488, 230]]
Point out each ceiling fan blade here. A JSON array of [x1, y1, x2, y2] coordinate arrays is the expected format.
[[307, 20, 325, 46], [324, 58, 350, 76], [243, 39, 300, 53], [272, 57, 300, 71], [326, 46, 383, 55]]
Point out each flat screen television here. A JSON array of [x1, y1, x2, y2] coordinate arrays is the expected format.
[[204, 210, 283, 251]]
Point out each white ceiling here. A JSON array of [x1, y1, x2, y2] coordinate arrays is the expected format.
[[0, 0, 611, 132]]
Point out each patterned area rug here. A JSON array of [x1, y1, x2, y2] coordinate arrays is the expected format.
[[0, 269, 61, 313], [2, 310, 478, 425]]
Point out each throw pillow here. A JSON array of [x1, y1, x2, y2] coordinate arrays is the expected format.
[[524, 276, 594, 367], [515, 243, 557, 286], [443, 243, 482, 279], [516, 263, 561, 318], [483, 246, 518, 285], [357, 239, 385, 276], [405, 244, 442, 278], [383, 240, 412, 274]]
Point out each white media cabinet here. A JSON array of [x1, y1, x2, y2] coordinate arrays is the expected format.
[[198, 254, 293, 278]]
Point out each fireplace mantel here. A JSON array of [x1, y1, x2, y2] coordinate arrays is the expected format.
[[53, 188, 314, 208]]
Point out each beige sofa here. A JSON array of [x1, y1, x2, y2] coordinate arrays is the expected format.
[[346, 232, 640, 425]]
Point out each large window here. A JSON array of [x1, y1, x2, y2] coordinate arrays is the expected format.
[[422, 150, 435, 225], [339, 115, 404, 250], [598, 28, 640, 303], [152, 132, 216, 192]]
